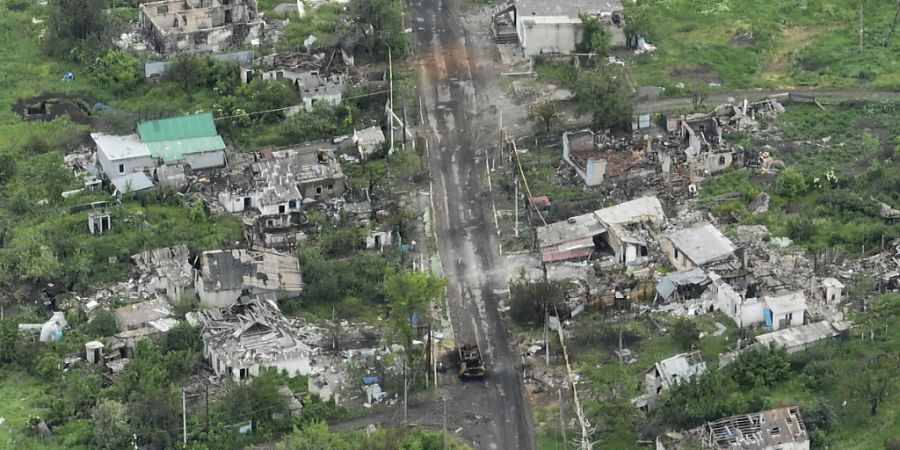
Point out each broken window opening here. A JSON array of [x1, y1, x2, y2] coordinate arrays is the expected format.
[[118, 164, 125, 174], [315, 186, 322, 196], [278, 204, 285, 214]]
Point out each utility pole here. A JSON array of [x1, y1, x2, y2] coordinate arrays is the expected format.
[[182, 388, 187, 446], [544, 306, 550, 365], [558, 388, 567, 450], [403, 367, 409, 426], [514, 175, 519, 237], [426, 324, 431, 389], [205, 383, 210, 432], [389, 46, 395, 155], [442, 398, 448, 449], [499, 96, 504, 167], [859, 1, 865, 52]]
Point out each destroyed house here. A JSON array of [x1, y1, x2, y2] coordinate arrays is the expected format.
[[701, 406, 809, 450], [504, 0, 625, 56], [594, 196, 666, 265], [536, 212, 607, 263], [139, 0, 264, 56], [663, 222, 737, 272], [644, 351, 706, 399], [114, 298, 174, 332], [244, 53, 349, 111], [196, 249, 303, 308], [561, 130, 654, 186], [130, 245, 194, 301], [354, 126, 386, 159], [536, 196, 666, 264], [137, 112, 226, 169], [186, 297, 317, 381], [255, 149, 345, 202], [655, 268, 708, 303], [666, 107, 746, 176]]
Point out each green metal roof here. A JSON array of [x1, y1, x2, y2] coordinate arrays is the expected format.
[[145, 136, 227, 162], [138, 112, 220, 143]]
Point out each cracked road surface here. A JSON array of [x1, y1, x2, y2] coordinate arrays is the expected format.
[[413, 0, 535, 449]]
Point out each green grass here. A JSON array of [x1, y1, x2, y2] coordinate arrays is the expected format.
[[0, 372, 85, 450], [626, 0, 900, 90], [276, 3, 345, 52], [699, 103, 900, 254]]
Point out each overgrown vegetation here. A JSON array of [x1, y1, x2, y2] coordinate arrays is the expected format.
[[700, 102, 900, 254], [625, 0, 900, 89]]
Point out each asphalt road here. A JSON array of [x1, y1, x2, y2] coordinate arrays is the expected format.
[[412, 0, 535, 448]]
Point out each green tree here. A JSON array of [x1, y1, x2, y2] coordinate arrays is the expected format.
[[352, 0, 410, 58], [91, 50, 143, 94], [84, 309, 117, 337], [319, 225, 366, 258], [671, 318, 700, 351], [45, 0, 109, 57], [528, 100, 561, 134], [776, 168, 805, 199], [0, 318, 22, 366], [166, 322, 200, 353], [852, 354, 899, 416], [385, 269, 445, 370], [724, 346, 790, 389], [221, 369, 287, 427], [91, 399, 132, 450], [508, 272, 566, 326], [576, 13, 611, 54], [129, 386, 180, 449], [166, 54, 204, 100], [35, 351, 63, 381], [56, 368, 101, 420], [573, 68, 632, 131]]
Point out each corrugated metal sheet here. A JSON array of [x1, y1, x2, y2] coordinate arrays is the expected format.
[[138, 112, 220, 143]]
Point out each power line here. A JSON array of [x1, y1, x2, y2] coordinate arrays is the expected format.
[[213, 89, 392, 121]]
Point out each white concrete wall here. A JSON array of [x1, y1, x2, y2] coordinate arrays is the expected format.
[[196, 276, 242, 308], [518, 19, 580, 56], [740, 298, 767, 328], [224, 356, 310, 382], [184, 150, 226, 170], [624, 243, 639, 265], [218, 191, 253, 213], [98, 151, 156, 178], [585, 158, 606, 186], [302, 93, 342, 111], [772, 309, 804, 330], [825, 286, 842, 303]]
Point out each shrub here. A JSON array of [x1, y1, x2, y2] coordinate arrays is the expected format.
[[91, 50, 143, 94]]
